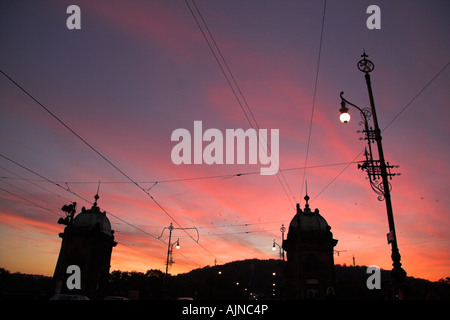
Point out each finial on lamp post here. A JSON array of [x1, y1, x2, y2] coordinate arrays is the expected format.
[[357, 51, 374, 73]]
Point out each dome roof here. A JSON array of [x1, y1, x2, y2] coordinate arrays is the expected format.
[[289, 195, 330, 232], [72, 204, 113, 236], [289, 208, 330, 232]]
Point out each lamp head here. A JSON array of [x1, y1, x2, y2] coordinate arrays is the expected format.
[[339, 101, 350, 123], [176, 239, 180, 249]]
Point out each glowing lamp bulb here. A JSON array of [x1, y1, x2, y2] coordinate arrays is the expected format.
[[339, 103, 350, 123], [340, 112, 351, 123]]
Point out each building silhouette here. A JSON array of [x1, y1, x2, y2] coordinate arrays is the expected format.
[[53, 195, 117, 299], [282, 194, 338, 299]]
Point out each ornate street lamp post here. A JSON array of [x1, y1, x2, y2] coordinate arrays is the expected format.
[[339, 52, 407, 284], [272, 239, 284, 261], [273, 224, 286, 260], [159, 223, 199, 299]]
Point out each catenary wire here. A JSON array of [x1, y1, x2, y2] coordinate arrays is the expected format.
[[0, 160, 359, 185], [185, 0, 297, 209], [300, 0, 327, 202], [0, 153, 162, 241], [382, 61, 449, 132], [0, 154, 202, 267], [0, 69, 218, 261], [0, 186, 63, 217]]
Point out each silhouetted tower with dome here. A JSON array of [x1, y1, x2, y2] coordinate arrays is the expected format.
[[282, 193, 338, 299], [53, 194, 117, 299]]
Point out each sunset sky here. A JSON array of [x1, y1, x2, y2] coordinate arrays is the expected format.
[[0, 0, 449, 282]]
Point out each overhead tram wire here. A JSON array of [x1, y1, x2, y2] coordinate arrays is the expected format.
[[0, 70, 218, 262], [120, 219, 288, 233], [0, 70, 180, 223], [0, 173, 271, 263], [0, 160, 359, 185], [0, 165, 74, 204], [0, 186, 63, 218], [310, 148, 364, 204], [185, 0, 297, 208], [1, 153, 276, 263], [382, 61, 449, 132], [300, 0, 327, 203], [0, 154, 203, 268], [189, 0, 260, 130], [0, 154, 162, 241], [183, 0, 252, 126], [189, 0, 297, 208], [0, 177, 64, 213], [0, 172, 200, 269]]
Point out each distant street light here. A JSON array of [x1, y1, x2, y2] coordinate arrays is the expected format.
[[271, 224, 286, 261], [159, 222, 199, 299], [272, 239, 284, 261], [338, 52, 406, 284], [159, 222, 197, 299]]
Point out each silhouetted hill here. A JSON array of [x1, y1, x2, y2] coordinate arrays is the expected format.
[[0, 268, 53, 300], [170, 259, 449, 300], [334, 264, 449, 300], [171, 259, 287, 300], [1, 261, 449, 300]]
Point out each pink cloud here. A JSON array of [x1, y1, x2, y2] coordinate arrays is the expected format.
[[82, 0, 201, 58]]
